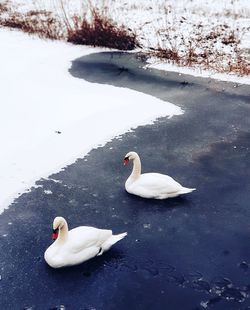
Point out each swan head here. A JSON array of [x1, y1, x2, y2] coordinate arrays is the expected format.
[[123, 151, 139, 165], [52, 216, 66, 240]]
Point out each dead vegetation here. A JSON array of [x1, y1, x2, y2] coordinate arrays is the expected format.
[[66, 7, 138, 50], [0, 9, 64, 39], [0, 1, 9, 13], [0, 1, 64, 40], [148, 20, 250, 75], [0, 0, 137, 50]]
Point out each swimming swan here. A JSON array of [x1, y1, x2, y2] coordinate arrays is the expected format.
[[44, 217, 127, 268], [123, 151, 196, 199]]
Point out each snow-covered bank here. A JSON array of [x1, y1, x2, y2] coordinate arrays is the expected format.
[[0, 29, 182, 213], [146, 61, 250, 86]]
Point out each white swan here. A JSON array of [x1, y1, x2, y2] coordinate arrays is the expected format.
[[44, 217, 127, 268], [123, 151, 196, 199]]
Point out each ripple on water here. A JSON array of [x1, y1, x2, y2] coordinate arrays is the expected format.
[[239, 261, 249, 272], [192, 280, 211, 292], [49, 306, 66, 310]]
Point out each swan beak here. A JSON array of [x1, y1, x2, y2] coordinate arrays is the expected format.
[[123, 158, 129, 165], [52, 228, 59, 240]]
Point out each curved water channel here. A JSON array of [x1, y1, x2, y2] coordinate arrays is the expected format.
[[0, 52, 249, 310]]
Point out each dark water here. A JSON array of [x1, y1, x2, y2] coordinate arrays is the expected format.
[[0, 52, 249, 310]]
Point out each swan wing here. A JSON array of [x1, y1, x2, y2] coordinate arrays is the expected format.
[[66, 226, 112, 253], [64, 246, 102, 267], [136, 173, 183, 192], [127, 173, 185, 198]]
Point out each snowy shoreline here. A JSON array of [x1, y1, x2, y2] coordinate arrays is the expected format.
[[146, 61, 250, 86]]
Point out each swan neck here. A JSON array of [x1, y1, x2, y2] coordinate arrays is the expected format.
[[57, 221, 68, 243], [131, 155, 141, 180]]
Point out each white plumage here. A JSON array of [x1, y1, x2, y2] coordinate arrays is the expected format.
[[124, 151, 196, 199], [44, 217, 127, 268]]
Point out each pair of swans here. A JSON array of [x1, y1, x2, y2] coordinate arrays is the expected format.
[[45, 151, 195, 268]]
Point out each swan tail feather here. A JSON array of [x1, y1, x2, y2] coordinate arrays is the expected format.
[[100, 232, 127, 253], [179, 187, 196, 194], [109, 232, 127, 245], [100, 232, 127, 254]]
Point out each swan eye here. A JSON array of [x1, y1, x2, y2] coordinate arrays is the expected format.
[[52, 228, 59, 240]]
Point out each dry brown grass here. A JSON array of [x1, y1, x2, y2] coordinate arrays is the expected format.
[[148, 21, 250, 76], [0, 7, 64, 40], [66, 7, 138, 50], [0, 0, 138, 50], [0, 1, 9, 13]]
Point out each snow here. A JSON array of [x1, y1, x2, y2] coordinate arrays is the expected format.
[[0, 29, 182, 213]]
